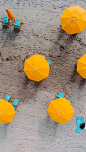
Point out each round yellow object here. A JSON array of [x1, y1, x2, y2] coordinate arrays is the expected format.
[[60, 5, 86, 34], [77, 54, 86, 78], [0, 99, 15, 124], [24, 54, 50, 82], [47, 97, 74, 124]]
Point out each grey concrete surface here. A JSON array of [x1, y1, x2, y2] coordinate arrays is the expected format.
[[0, 0, 86, 152]]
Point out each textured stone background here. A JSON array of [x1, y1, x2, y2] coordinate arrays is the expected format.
[[0, 0, 86, 152]]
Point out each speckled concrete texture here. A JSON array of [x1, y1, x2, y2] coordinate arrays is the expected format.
[[0, 0, 86, 152]]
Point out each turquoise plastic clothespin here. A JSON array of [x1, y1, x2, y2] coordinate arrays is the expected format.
[[55, 92, 64, 100], [47, 60, 50, 66], [5, 94, 11, 101], [13, 99, 19, 106], [58, 92, 64, 98], [12, 19, 21, 27], [68, 99, 71, 102], [76, 117, 84, 133]]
